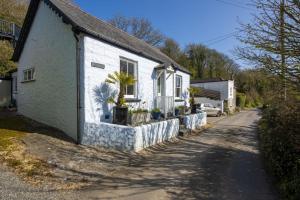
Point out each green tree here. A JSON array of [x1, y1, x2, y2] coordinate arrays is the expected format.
[[160, 38, 182, 61], [0, 41, 16, 76], [0, 0, 28, 26]]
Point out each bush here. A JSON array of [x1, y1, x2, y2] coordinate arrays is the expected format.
[[259, 100, 300, 200], [236, 92, 246, 109]]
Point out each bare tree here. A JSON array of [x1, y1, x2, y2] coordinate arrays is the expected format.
[[109, 15, 165, 46], [236, 0, 300, 93]]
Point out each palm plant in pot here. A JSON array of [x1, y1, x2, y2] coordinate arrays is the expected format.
[[188, 87, 200, 114], [106, 71, 136, 125]]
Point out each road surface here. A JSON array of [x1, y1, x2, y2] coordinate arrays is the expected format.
[[0, 110, 278, 200]]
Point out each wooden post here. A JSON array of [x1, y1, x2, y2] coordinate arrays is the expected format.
[[163, 69, 167, 118]]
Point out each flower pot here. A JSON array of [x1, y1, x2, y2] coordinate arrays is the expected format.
[[191, 104, 197, 114], [152, 111, 161, 120], [175, 109, 180, 116], [113, 106, 128, 125]]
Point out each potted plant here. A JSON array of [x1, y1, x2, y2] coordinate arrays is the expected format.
[[188, 87, 200, 114], [151, 108, 161, 120], [175, 106, 185, 116], [106, 71, 136, 125]]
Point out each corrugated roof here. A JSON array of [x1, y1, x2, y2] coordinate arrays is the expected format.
[[194, 88, 221, 100], [191, 78, 231, 84], [12, 0, 190, 74]]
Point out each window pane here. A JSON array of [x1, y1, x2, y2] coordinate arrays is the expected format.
[[28, 70, 32, 80], [31, 69, 34, 80], [128, 62, 134, 76], [176, 76, 181, 87], [23, 71, 27, 81], [157, 76, 161, 93], [127, 85, 134, 95], [120, 60, 127, 73], [176, 88, 181, 97]]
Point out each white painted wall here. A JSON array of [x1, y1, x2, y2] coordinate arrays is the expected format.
[[191, 80, 236, 112], [17, 2, 77, 140], [0, 79, 11, 107], [81, 35, 190, 125]]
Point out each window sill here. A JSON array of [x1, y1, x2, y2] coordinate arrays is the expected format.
[[125, 98, 141, 103], [175, 99, 185, 102], [21, 79, 36, 83]]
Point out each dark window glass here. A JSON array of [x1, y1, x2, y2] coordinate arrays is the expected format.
[[120, 60, 127, 73]]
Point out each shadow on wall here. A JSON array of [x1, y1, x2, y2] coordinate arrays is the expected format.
[[93, 83, 118, 123]]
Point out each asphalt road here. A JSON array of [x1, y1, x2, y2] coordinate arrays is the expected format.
[[0, 110, 278, 200]]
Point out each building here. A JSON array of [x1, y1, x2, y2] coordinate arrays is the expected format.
[[0, 18, 21, 107], [191, 78, 236, 113], [12, 0, 191, 144]]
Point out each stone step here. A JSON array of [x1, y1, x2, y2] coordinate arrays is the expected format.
[[179, 125, 186, 129], [179, 128, 191, 137]]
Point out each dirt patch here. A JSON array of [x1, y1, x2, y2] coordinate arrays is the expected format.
[[0, 115, 88, 190]]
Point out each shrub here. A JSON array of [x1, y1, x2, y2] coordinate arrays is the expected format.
[[236, 92, 246, 109], [259, 100, 300, 200]]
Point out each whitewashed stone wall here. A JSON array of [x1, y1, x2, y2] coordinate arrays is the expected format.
[[183, 112, 207, 130], [82, 118, 179, 152]]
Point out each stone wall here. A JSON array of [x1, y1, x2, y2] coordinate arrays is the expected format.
[[134, 118, 179, 151], [82, 118, 179, 152], [183, 112, 207, 130]]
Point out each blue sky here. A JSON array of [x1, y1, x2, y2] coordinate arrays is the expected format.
[[73, 0, 255, 67]]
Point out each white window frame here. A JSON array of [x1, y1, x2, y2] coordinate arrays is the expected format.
[[157, 73, 163, 96], [120, 58, 138, 98], [22, 68, 35, 82], [175, 75, 182, 98]]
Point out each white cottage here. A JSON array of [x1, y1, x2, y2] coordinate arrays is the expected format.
[[12, 0, 191, 145], [191, 78, 236, 113]]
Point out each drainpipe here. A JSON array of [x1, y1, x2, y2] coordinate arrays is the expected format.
[[73, 30, 81, 144]]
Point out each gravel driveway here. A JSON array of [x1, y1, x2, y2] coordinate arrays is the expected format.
[[0, 110, 278, 200]]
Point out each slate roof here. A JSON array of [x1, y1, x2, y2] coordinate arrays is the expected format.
[[194, 88, 221, 100], [191, 78, 230, 84], [12, 0, 190, 74]]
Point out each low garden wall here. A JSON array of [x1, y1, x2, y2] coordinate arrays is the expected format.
[[182, 112, 207, 130], [82, 118, 179, 152]]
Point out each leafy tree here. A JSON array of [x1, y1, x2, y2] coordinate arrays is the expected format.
[[0, 0, 28, 75], [109, 15, 165, 46], [185, 44, 207, 79], [0, 41, 16, 76], [0, 0, 28, 26], [160, 38, 182, 61]]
